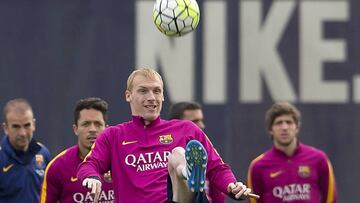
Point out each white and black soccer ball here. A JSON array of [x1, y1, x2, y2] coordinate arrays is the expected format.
[[153, 0, 200, 37]]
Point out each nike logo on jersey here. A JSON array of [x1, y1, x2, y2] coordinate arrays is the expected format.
[[3, 164, 14, 173], [270, 170, 283, 178], [71, 176, 78, 182], [122, 140, 138, 145]]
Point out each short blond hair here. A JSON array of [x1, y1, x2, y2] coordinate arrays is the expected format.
[[126, 67, 164, 91]]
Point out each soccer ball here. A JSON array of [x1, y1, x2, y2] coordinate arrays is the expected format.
[[153, 0, 200, 37]]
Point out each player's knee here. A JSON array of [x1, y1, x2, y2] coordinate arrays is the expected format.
[[168, 147, 185, 172], [171, 146, 185, 155]]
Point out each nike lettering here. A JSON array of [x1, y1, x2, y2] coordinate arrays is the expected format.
[[70, 176, 78, 182], [122, 140, 138, 145], [2, 164, 14, 173], [270, 170, 283, 178]]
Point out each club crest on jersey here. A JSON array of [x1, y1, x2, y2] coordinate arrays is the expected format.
[[35, 154, 44, 168], [298, 165, 311, 177], [159, 134, 173, 144]]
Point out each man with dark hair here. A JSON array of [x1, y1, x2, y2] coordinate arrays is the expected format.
[[169, 102, 205, 130], [78, 68, 258, 203], [247, 101, 337, 203], [40, 97, 114, 203], [0, 98, 51, 203], [169, 101, 225, 203]]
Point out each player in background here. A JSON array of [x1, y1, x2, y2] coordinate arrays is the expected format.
[[0, 98, 51, 203], [169, 102, 226, 203], [247, 101, 337, 203], [77, 68, 258, 203], [40, 97, 114, 203]]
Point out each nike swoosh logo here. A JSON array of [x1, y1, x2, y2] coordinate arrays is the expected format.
[[3, 164, 14, 173], [270, 170, 283, 178], [70, 177, 78, 182], [122, 140, 138, 145]]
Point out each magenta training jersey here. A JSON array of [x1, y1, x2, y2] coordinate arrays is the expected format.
[[77, 116, 236, 203], [247, 143, 337, 203], [41, 145, 114, 203]]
